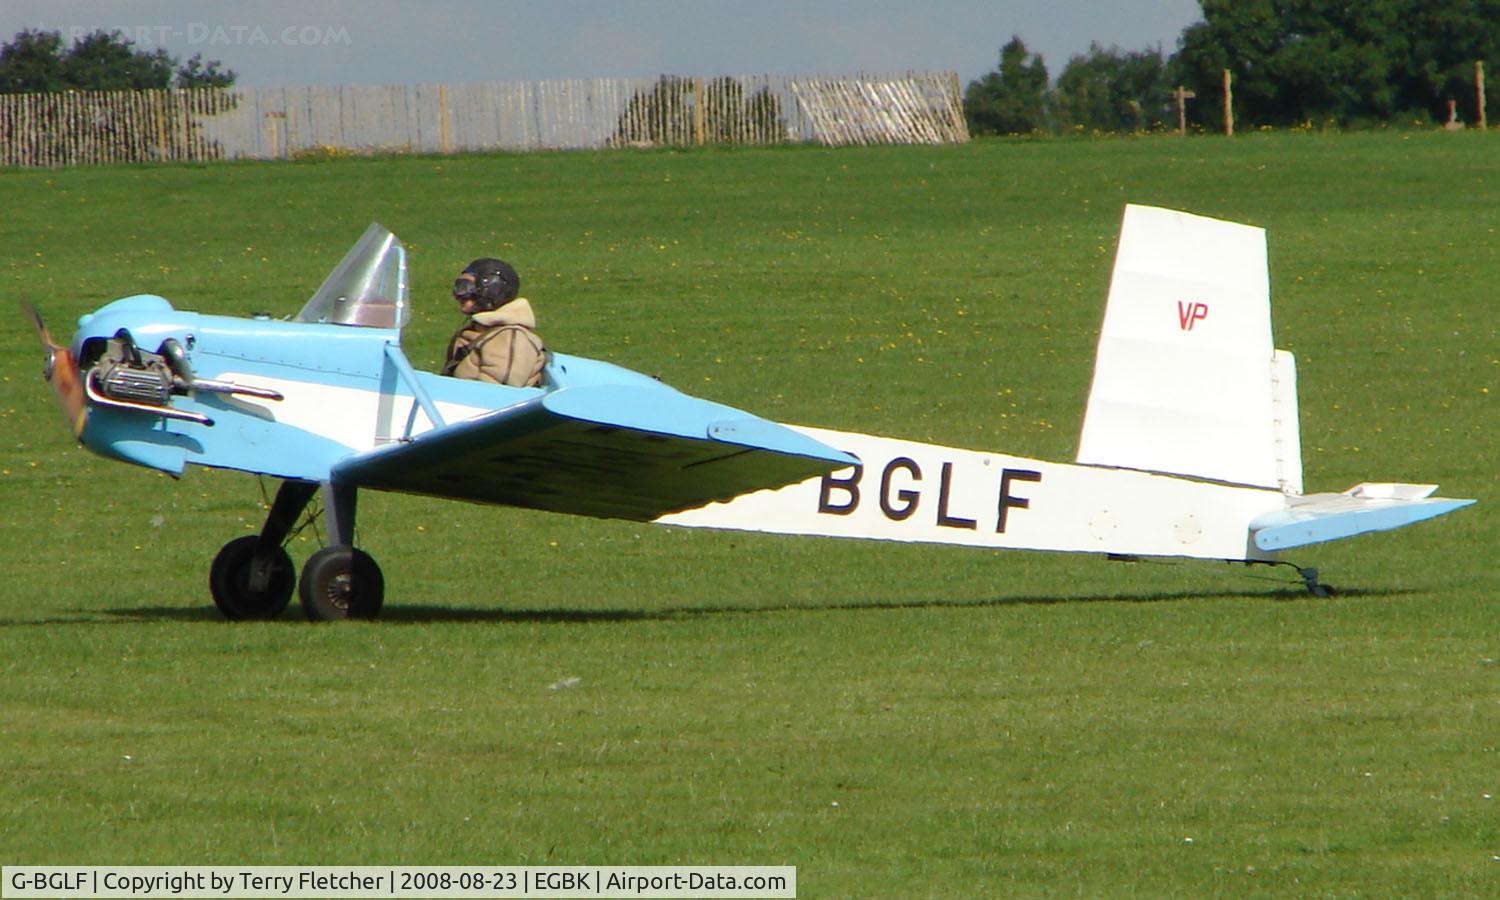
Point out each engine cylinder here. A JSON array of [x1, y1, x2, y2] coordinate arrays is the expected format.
[[96, 361, 173, 405]]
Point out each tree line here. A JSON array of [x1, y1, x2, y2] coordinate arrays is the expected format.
[[0, 28, 234, 93], [12, 5, 1499, 138], [965, 1, 1500, 135]]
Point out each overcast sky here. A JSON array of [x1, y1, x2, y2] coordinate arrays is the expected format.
[[0, 1, 1204, 89]]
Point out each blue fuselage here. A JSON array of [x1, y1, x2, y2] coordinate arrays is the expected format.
[[70, 294, 658, 480]]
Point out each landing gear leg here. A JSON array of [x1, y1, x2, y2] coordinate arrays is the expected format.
[[297, 480, 385, 621], [1296, 566, 1335, 598], [208, 480, 317, 620], [1254, 560, 1337, 598]]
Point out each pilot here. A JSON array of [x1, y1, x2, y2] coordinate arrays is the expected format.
[[441, 257, 546, 387]]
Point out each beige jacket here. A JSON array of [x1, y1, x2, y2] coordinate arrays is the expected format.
[[442, 298, 547, 387]]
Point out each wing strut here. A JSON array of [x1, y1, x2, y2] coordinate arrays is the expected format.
[[384, 342, 446, 435]]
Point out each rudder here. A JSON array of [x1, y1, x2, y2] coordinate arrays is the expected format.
[[1077, 205, 1302, 492]]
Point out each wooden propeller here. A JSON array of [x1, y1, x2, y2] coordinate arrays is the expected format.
[[21, 300, 87, 437]]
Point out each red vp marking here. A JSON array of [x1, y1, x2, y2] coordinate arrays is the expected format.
[[1177, 300, 1209, 331]]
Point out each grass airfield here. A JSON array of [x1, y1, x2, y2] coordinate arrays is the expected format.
[[1, 132, 1496, 896]]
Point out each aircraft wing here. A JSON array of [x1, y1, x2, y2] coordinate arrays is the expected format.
[[331, 385, 858, 521], [1250, 483, 1476, 551]]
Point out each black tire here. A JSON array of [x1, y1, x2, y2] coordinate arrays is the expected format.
[[209, 535, 295, 620], [299, 545, 384, 621]]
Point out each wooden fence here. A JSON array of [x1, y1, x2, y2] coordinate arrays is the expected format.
[[0, 88, 236, 166], [0, 72, 967, 168], [791, 75, 968, 145]]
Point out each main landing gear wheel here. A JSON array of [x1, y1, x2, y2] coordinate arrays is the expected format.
[[298, 545, 384, 621], [209, 535, 295, 620], [221, 480, 385, 622]]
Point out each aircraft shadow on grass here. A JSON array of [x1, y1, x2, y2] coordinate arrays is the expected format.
[[68, 583, 1415, 626]]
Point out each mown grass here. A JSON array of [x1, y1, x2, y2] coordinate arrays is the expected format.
[[1, 132, 1495, 896]]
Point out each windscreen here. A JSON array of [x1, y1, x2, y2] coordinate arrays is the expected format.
[[295, 223, 410, 329]]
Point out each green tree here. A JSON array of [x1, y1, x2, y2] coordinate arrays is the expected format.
[[175, 53, 236, 89], [0, 28, 65, 92], [1172, 0, 1500, 127], [1399, 1, 1500, 122], [59, 29, 175, 89], [1054, 43, 1172, 132], [0, 28, 236, 93], [964, 36, 1050, 135]]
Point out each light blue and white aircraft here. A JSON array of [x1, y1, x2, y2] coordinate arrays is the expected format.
[[27, 207, 1474, 620]]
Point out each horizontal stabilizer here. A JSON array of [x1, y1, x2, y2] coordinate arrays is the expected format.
[[1250, 483, 1475, 551], [334, 385, 856, 521]]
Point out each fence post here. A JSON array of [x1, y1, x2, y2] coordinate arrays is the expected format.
[[1478, 60, 1487, 130], [1172, 85, 1196, 136], [1223, 69, 1234, 136], [693, 77, 705, 145]]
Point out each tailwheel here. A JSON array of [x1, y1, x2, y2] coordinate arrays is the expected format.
[[299, 545, 384, 621], [209, 535, 295, 620], [1298, 567, 1336, 598], [1252, 560, 1337, 598]]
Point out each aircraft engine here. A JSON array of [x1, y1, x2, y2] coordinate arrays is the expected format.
[[77, 331, 279, 427], [87, 333, 181, 408]]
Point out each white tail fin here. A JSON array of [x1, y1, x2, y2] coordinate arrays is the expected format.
[[1077, 205, 1302, 492]]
